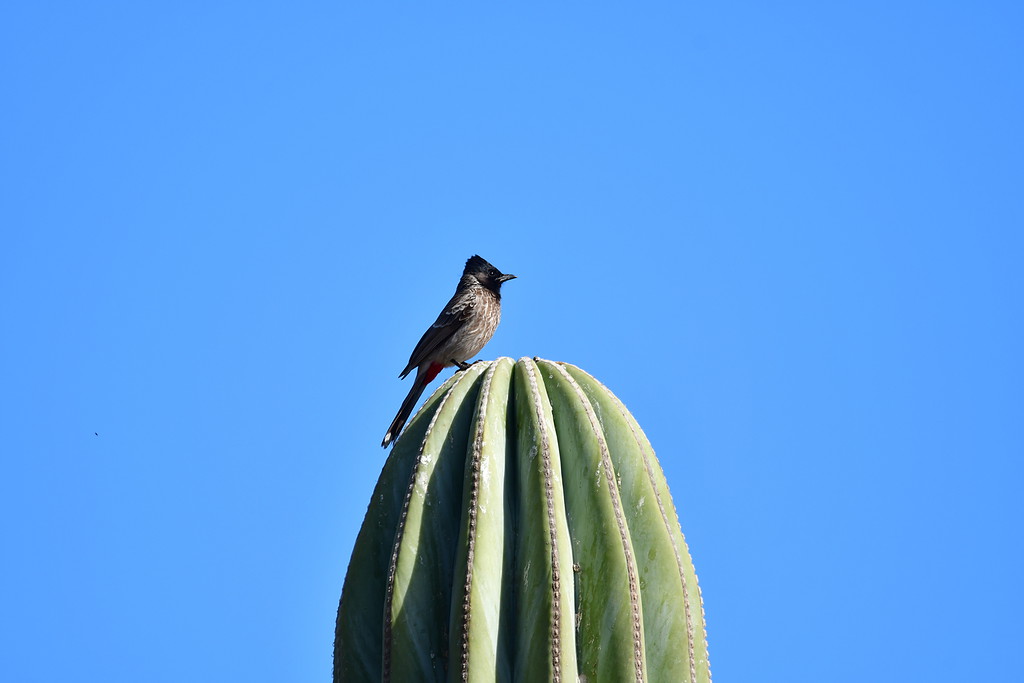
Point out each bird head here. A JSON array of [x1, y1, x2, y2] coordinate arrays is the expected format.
[[464, 255, 516, 292]]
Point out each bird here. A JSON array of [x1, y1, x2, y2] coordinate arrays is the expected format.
[[382, 255, 516, 448]]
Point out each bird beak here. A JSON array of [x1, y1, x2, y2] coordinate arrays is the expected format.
[[498, 274, 517, 283]]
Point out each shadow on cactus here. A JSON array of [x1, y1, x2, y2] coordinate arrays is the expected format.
[[335, 357, 711, 682]]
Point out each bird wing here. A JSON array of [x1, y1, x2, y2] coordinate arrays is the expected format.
[[399, 291, 476, 378]]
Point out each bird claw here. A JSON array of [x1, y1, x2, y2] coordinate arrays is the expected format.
[[453, 359, 477, 371]]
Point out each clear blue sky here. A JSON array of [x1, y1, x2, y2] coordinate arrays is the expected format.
[[2, 3, 1021, 681]]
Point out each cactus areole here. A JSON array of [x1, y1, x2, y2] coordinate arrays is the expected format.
[[334, 358, 711, 683]]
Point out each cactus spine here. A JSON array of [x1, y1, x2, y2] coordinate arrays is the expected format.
[[335, 358, 710, 682]]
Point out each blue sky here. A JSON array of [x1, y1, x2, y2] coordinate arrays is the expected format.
[[2, 3, 1021, 681]]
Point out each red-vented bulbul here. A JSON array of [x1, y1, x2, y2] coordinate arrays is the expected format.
[[381, 255, 516, 448]]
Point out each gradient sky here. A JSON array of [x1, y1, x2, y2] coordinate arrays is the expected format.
[[2, 3, 1022, 681]]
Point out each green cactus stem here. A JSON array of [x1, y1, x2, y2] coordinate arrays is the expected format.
[[334, 357, 710, 683]]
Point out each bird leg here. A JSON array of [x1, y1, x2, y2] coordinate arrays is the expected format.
[[452, 359, 478, 371]]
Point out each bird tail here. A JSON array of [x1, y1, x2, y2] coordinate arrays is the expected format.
[[381, 363, 442, 448]]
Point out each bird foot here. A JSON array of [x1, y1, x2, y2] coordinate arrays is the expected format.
[[452, 359, 478, 371]]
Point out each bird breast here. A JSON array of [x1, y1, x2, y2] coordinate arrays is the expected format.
[[444, 288, 502, 361]]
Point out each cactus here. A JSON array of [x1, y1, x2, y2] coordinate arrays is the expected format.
[[334, 357, 710, 682]]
